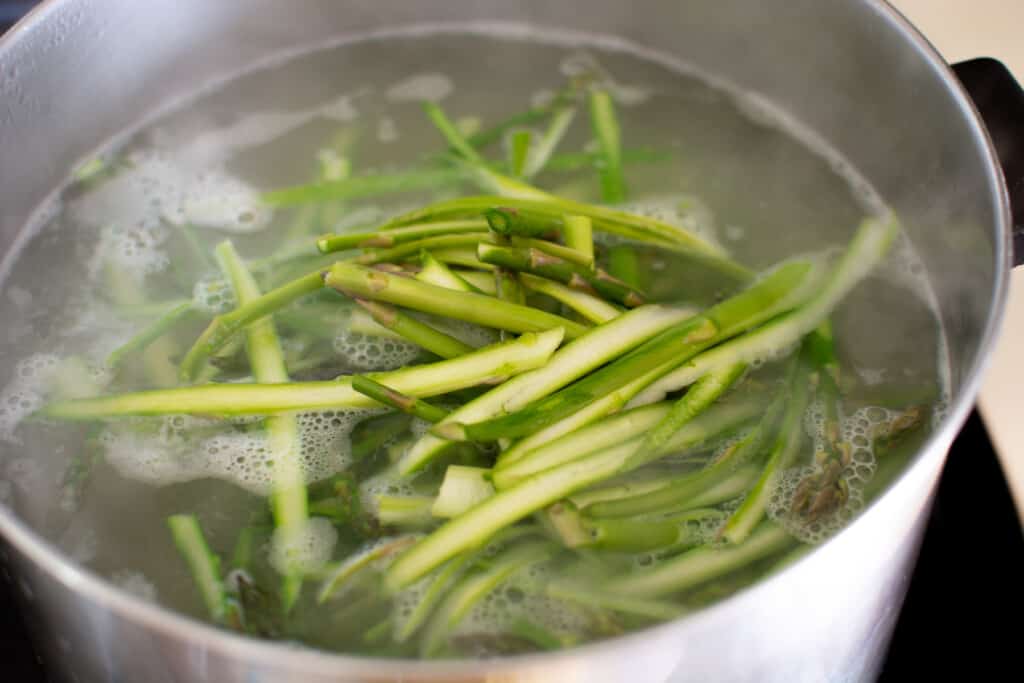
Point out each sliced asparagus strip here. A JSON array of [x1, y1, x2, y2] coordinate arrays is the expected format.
[[478, 243, 645, 307], [325, 262, 588, 339], [394, 554, 473, 642], [723, 358, 811, 543], [45, 328, 564, 419], [508, 236, 595, 268], [415, 251, 482, 293], [216, 241, 307, 606], [432, 466, 496, 518], [626, 362, 747, 471], [423, 101, 485, 164], [356, 233, 495, 265], [180, 269, 327, 381], [317, 219, 488, 253], [548, 582, 685, 621], [523, 105, 576, 178], [518, 272, 621, 324], [403, 305, 693, 473], [317, 535, 419, 604], [168, 514, 228, 623], [633, 216, 898, 405], [352, 376, 450, 423], [608, 523, 794, 597], [419, 541, 552, 656], [456, 260, 820, 442], [376, 495, 436, 528], [379, 195, 743, 272], [607, 244, 642, 289], [353, 299, 474, 359], [493, 398, 761, 490], [452, 269, 497, 294], [107, 301, 196, 369], [428, 247, 497, 271], [588, 87, 626, 203], [262, 167, 465, 207], [562, 215, 594, 265], [508, 129, 533, 177]]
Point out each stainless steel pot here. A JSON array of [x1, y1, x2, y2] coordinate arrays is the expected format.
[[0, 1, 1019, 681]]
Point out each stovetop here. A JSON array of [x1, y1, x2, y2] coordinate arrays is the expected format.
[[2, 4, 1023, 681]]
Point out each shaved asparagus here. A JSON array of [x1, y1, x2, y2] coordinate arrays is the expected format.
[[402, 305, 694, 473], [317, 219, 488, 253], [523, 105, 576, 178], [548, 582, 685, 621], [325, 261, 589, 339], [168, 515, 228, 623], [562, 215, 594, 265], [518, 272, 621, 324], [432, 466, 495, 518], [423, 101, 485, 164], [352, 299, 474, 359], [588, 87, 626, 203], [45, 329, 563, 419], [416, 251, 482, 293], [454, 260, 820, 442], [107, 301, 196, 369], [356, 233, 495, 265], [508, 129, 533, 177]]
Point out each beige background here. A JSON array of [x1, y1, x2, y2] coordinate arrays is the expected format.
[[888, 0, 1024, 523]]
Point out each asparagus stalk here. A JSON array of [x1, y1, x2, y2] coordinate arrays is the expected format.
[[722, 357, 811, 543], [588, 87, 626, 203], [325, 261, 588, 339], [578, 464, 760, 515], [45, 328, 564, 419], [423, 101, 485, 164], [508, 129, 533, 177], [352, 299, 474, 359], [508, 236, 595, 268], [352, 376, 450, 423], [379, 195, 746, 277], [548, 582, 685, 621], [262, 167, 466, 207], [103, 264, 179, 388], [432, 465, 496, 518], [376, 495, 436, 528], [626, 362, 747, 471], [179, 269, 327, 381], [402, 305, 693, 473], [216, 241, 307, 608], [428, 247, 496, 271], [453, 259, 819, 442], [451, 269, 497, 295], [522, 105, 576, 178], [393, 554, 474, 643], [107, 301, 196, 368], [478, 243, 645, 307], [562, 215, 594, 265], [606, 244, 642, 289], [518, 272, 621, 324], [493, 398, 761, 490], [607, 522, 794, 597], [416, 251, 482, 293], [419, 541, 552, 656], [167, 514, 228, 623], [317, 535, 419, 603], [356, 233, 495, 266], [317, 219, 488, 253], [484, 207, 563, 238]]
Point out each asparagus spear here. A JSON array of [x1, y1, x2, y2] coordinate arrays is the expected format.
[[107, 301, 196, 369], [415, 251, 482, 293], [352, 299, 474, 359], [522, 105, 577, 178], [548, 582, 685, 621], [44, 328, 564, 419], [423, 101, 485, 164], [317, 219, 488, 253], [606, 244, 642, 289], [262, 167, 466, 207], [352, 376, 450, 423], [562, 215, 594, 264], [376, 495, 436, 528], [168, 514, 228, 623], [452, 259, 820, 443], [325, 261, 589, 339], [483, 207, 563, 238], [518, 272, 621, 324], [356, 233, 495, 266], [402, 305, 694, 473], [508, 129, 533, 177], [317, 535, 419, 604], [215, 241, 307, 608], [432, 465, 495, 518], [588, 86, 626, 203], [607, 522, 794, 597], [478, 243, 645, 307]]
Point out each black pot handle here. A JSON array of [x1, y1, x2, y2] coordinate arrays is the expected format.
[[952, 58, 1024, 267]]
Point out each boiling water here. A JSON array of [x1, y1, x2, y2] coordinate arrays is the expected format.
[[0, 30, 947, 655]]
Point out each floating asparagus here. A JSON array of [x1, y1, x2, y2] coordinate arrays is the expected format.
[[317, 219, 489, 254], [588, 86, 626, 203], [518, 272, 621, 324], [168, 514, 229, 623], [352, 376, 450, 423], [352, 299, 474, 359]]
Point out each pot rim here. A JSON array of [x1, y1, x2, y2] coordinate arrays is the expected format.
[[0, 0, 1012, 676]]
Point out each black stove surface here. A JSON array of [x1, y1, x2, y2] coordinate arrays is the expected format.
[[2, 5, 1023, 681]]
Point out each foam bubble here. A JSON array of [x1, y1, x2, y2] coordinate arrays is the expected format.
[[192, 276, 238, 315], [270, 517, 337, 575], [0, 354, 62, 443], [333, 330, 422, 371]]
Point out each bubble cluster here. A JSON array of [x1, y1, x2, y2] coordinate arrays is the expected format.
[[333, 330, 422, 371], [101, 409, 369, 495], [0, 354, 61, 443], [386, 73, 454, 102], [88, 220, 170, 283], [192, 276, 238, 315], [269, 517, 338, 575], [110, 570, 158, 603], [620, 195, 720, 250]]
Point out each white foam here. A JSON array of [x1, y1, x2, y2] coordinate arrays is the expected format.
[[0, 354, 62, 443], [333, 330, 422, 371], [270, 517, 338, 575], [386, 73, 454, 103], [192, 276, 238, 315]]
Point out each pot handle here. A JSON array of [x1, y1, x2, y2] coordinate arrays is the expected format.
[[952, 58, 1024, 267]]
